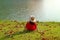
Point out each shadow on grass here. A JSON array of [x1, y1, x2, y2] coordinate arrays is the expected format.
[[16, 30, 31, 34], [0, 30, 32, 40]]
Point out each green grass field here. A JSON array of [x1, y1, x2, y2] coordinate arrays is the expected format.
[[0, 20, 60, 40]]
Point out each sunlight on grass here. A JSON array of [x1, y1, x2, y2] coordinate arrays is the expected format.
[[0, 20, 60, 40]]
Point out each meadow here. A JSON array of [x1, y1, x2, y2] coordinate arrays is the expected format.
[[0, 20, 60, 40]]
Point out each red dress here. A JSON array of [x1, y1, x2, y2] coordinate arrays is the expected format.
[[26, 22, 37, 31]]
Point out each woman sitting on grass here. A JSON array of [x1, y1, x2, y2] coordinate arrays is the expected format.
[[25, 15, 37, 31]]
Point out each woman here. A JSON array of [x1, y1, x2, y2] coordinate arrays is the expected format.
[[25, 15, 37, 31]]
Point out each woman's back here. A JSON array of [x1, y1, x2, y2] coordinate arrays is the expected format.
[[26, 21, 37, 31]]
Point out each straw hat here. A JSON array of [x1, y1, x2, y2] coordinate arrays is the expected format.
[[30, 15, 36, 22]]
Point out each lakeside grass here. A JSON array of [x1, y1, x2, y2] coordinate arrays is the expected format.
[[0, 20, 60, 40]]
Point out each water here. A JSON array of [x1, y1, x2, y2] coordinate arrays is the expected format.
[[0, 0, 43, 21], [0, 0, 60, 22]]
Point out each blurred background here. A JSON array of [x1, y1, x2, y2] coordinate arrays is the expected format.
[[0, 0, 60, 22]]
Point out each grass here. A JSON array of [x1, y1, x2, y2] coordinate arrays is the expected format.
[[0, 20, 60, 40]]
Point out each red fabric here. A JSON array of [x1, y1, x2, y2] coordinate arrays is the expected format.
[[26, 22, 37, 31]]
